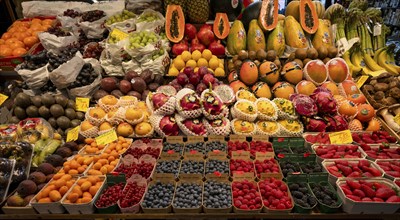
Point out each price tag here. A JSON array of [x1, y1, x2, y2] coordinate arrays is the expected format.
[[356, 75, 369, 88], [110, 28, 129, 40], [66, 126, 80, 142], [373, 24, 382, 36], [394, 114, 400, 126], [167, 150, 175, 154], [95, 129, 118, 146], [368, 70, 386, 77], [0, 93, 8, 106], [329, 130, 353, 144], [75, 97, 90, 112]]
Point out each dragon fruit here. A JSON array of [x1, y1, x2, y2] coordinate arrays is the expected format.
[[159, 115, 179, 136], [303, 116, 327, 132], [325, 115, 348, 131], [180, 93, 201, 111], [151, 93, 170, 110], [310, 87, 337, 115], [290, 94, 318, 117], [183, 118, 207, 135], [202, 88, 225, 115]]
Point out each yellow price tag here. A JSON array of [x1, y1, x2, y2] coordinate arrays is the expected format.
[[75, 97, 90, 112], [111, 28, 129, 40], [329, 130, 353, 144], [0, 93, 9, 106], [95, 129, 118, 146], [367, 70, 386, 77], [356, 75, 369, 88], [394, 114, 400, 126], [66, 126, 80, 142]]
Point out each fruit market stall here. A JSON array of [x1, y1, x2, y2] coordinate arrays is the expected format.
[[0, 0, 400, 219]]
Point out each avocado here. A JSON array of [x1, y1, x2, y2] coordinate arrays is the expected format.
[[41, 94, 55, 107], [14, 93, 31, 108], [14, 107, 27, 120], [48, 117, 57, 129], [38, 106, 51, 119], [64, 108, 77, 120], [70, 119, 81, 128], [30, 96, 42, 107], [56, 116, 71, 130], [75, 112, 85, 120], [66, 100, 76, 110], [26, 105, 39, 117], [54, 95, 69, 107], [50, 104, 65, 118]]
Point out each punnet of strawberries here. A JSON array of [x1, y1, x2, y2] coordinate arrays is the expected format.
[[352, 131, 397, 144], [228, 140, 249, 157], [325, 159, 382, 178], [232, 180, 263, 210], [340, 179, 400, 203], [376, 160, 400, 178], [359, 144, 400, 160], [249, 141, 273, 157], [259, 178, 293, 210], [314, 144, 363, 159]]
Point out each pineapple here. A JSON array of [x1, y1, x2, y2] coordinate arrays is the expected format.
[[187, 0, 209, 23]]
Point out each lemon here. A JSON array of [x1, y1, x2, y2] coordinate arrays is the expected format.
[[211, 55, 218, 60], [181, 51, 191, 62], [197, 58, 208, 67], [209, 58, 219, 70], [219, 62, 224, 69], [191, 50, 202, 61], [194, 67, 199, 73], [208, 68, 214, 74], [214, 67, 225, 77], [186, 59, 197, 68], [168, 67, 179, 76], [173, 58, 185, 70], [202, 49, 212, 61]]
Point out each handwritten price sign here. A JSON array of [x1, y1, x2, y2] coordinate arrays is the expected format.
[[75, 97, 90, 112], [329, 130, 353, 144], [66, 126, 80, 142], [0, 93, 9, 106], [95, 129, 118, 146]]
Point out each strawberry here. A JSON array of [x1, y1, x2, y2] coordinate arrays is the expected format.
[[366, 167, 382, 177], [385, 170, 400, 177], [348, 171, 362, 177], [361, 197, 373, 202], [386, 195, 400, 203], [360, 185, 375, 198], [335, 160, 349, 166], [353, 189, 366, 198], [347, 195, 361, 201], [362, 172, 374, 177], [346, 180, 361, 190], [373, 197, 384, 202], [375, 187, 396, 199], [358, 160, 370, 167], [341, 187, 353, 195], [337, 164, 352, 176]]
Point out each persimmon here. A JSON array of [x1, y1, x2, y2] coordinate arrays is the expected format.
[[30, 23, 43, 31], [1, 33, 11, 40], [0, 47, 13, 57], [23, 36, 38, 48], [9, 40, 25, 50], [42, 19, 54, 26], [12, 47, 27, 56], [5, 38, 18, 45], [356, 104, 375, 122], [13, 32, 30, 42]]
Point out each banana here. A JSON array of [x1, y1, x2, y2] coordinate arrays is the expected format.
[[377, 49, 399, 75], [363, 51, 385, 71], [343, 50, 362, 76], [386, 50, 400, 73], [373, 47, 386, 63], [351, 51, 363, 68]]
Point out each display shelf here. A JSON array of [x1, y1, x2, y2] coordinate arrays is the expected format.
[[0, 213, 399, 220]]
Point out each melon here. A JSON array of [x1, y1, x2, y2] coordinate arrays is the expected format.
[[295, 80, 317, 96], [272, 82, 295, 100]]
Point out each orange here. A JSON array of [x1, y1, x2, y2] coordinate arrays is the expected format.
[[66, 180, 75, 188], [52, 173, 63, 180], [85, 138, 95, 144], [88, 170, 102, 175], [81, 181, 92, 191], [81, 197, 92, 203], [59, 186, 69, 196], [89, 185, 99, 197], [35, 192, 43, 201], [77, 179, 86, 186], [0, 39, 5, 45], [72, 186, 83, 197], [23, 36, 38, 48], [92, 162, 102, 170], [12, 47, 27, 56], [5, 38, 18, 45], [67, 193, 79, 203], [0, 47, 12, 57], [38, 198, 52, 203], [87, 176, 100, 185], [31, 18, 42, 24], [9, 40, 25, 50], [77, 166, 86, 174], [2, 33, 12, 40], [49, 190, 62, 202], [41, 188, 52, 198], [106, 165, 114, 173], [54, 179, 65, 188], [100, 166, 108, 174], [82, 192, 92, 199]]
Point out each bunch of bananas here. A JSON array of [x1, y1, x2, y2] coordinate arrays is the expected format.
[[343, 44, 400, 77]]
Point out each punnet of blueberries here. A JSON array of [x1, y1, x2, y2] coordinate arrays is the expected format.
[[206, 141, 227, 153], [173, 182, 202, 209], [289, 182, 317, 208], [141, 181, 175, 209], [203, 181, 232, 209], [163, 142, 184, 155], [205, 159, 229, 174], [185, 142, 206, 154], [155, 160, 180, 177], [179, 160, 204, 174]]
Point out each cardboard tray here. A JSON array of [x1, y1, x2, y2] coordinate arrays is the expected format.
[[203, 179, 232, 213], [358, 144, 400, 161], [94, 174, 126, 214], [336, 177, 400, 214], [231, 179, 262, 213], [204, 157, 230, 180], [258, 179, 294, 213], [286, 174, 318, 213], [141, 178, 176, 213], [311, 144, 367, 163], [307, 173, 342, 213], [375, 159, 400, 180], [205, 136, 228, 158], [172, 178, 203, 213]]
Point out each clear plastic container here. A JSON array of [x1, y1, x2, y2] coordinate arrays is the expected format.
[[0, 158, 16, 203]]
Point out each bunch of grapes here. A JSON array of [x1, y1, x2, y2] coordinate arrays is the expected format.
[[81, 10, 106, 22], [47, 26, 71, 37], [151, 49, 164, 60], [63, 9, 81, 18], [19, 50, 48, 70], [129, 31, 158, 49], [137, 12, 159, 22], [47, 47, 79, 72], [68, 63, 99, 88], [105, 10, 136, 25], [82, 42, 103, 59]]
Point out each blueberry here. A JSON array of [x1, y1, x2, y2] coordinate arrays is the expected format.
[[185, 142, 206, 154], [173, 183, 202, 208], [163, 142, 183, 155], [205, 141, 227, 153], [205, 160, 229, 174], [155, 160, 180, 177], [203, 181, 232, 209], [142, 182, 175, 208], [179, 160, 204, 175]]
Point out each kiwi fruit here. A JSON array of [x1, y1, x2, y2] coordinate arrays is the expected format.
[[50, 104, 64, 118], [306, 48, 319, 59], [323, 57, 331, 64], [317, 47, 328, 60], [234, 60, 243, 69], [248, 51, 257, 60], [256, 49, 267, 60], [294, 59, 304, 68], [287, 52, 296, 61], [328, 46, 338, 58], [295, 48, 307, 60], [303, 58, 312, 66], [48, 117, 57, 129], [266, 50, 277, 62], [238, 50, 248, 60], [64, 108, 77, 120], [274, 59, 282, 69], [75, 112, 85, 120], [15, 93, 31, 108]]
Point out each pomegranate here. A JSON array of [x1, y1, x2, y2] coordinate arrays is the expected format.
[[208, 40, 225, 57], [172, 41, 189, 56], [185, 24, 197, 40], [197, 27, 215, 46]]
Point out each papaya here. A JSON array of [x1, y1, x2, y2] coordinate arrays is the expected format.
[[258, 0, 279, 31], [313, 1, 325, 18], [241, 1, 262, 31], [247, 19, 266, 52], [213, 13, 230, 39], [267, 20, 285, 57], [227, 20, 247, 55], [299, 0, 319, 34], [285, 0, 300, 21], [312, 19, 333, 49], [165, 5, 185, 43], [284, 16, 308, 48]]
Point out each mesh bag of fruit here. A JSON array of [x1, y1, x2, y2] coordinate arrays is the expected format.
[[256, 98, 278, 121], [38, 31, 77, 55], [135, 9, 165, 33], [78, 10, 107, 39], [176, 115, 208, 136], [68, 58, 102, 99], [231, 100, 258, 122], [146, 92, 176, 115], [175, 88, 203, 119], [49, 51, 85, 89], [203, 117, 231, 136]]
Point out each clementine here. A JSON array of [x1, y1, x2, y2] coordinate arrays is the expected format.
[[23, 36, 38, 48], [12, 47, 27, 56], [0, 47, 12, 57]]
